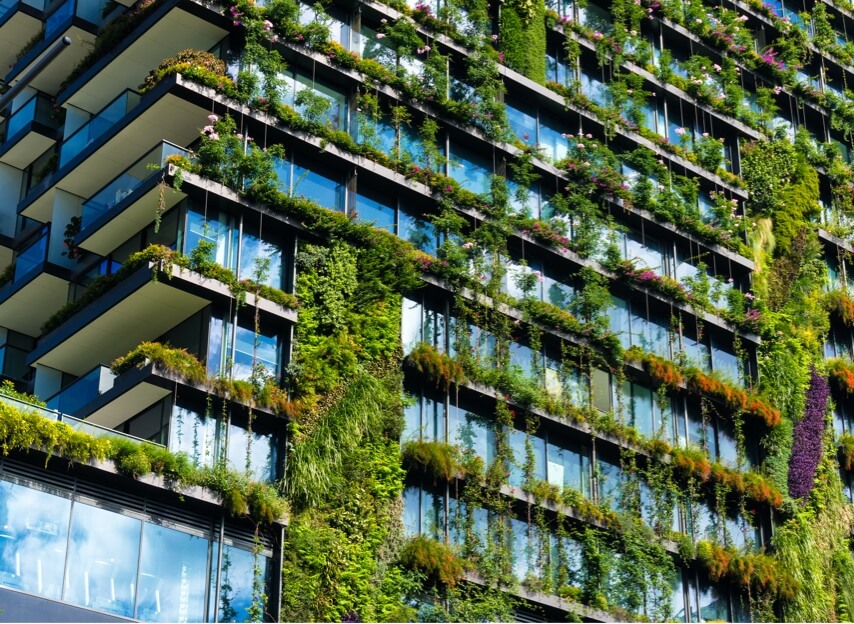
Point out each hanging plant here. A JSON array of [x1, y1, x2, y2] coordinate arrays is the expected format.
[[788, 367, 830, 501]]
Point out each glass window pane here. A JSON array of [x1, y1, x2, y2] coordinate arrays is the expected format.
[[291, 164, 344, 211], [399, 208, 439, 256], [137, 523, 209, 622], [214, 544, 270, 622], [170, 398, 218, 468], [227, 419, 277, 482], [0, 480, 71, 600], [448, 142, 491, 194], [66, 502, 142, 618], [355, 190, 395, 231]]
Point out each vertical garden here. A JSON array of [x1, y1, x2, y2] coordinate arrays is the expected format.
[[8, 0, 854, 619]]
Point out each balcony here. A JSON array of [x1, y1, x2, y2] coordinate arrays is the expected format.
[[5, 0, 124, 94], [0, 227, 70, 335], [26, 261, 212, 376], [60, 0, 230, 114], [0, 390, 164, 449], [20, 74, 212, 223], [78, 140, 189, 255], [0, 92, 62, 168], [76, 358, 283, 429], [74, 359, 282, 482], [0, 0, 44, 76], [45, 364, 115, 415], [59, 90, 141, 168]]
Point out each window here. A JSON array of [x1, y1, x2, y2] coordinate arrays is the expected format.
[[207, 310, 284, 382], [276, 156, 345, 211], [355, 188, 395, 232], [182, 206, 290, 290], [448, 141, 491, 194]]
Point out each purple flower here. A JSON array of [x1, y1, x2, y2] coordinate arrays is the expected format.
[[788, 367, 829, 500]]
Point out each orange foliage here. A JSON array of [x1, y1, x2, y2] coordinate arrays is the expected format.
[[828, 358, 854, 394], [686, 370, 780, 427]]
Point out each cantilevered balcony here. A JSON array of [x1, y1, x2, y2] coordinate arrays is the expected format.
[[59, 0, 230, 114], [45, 363, 115, 415], [0, 0, 45, 75], [4, 0, 132, 94], [75, 359, 283, 428], [26, 261, 211, 376], [26, 259, 297, 376], [0, 92, 62, 169], [77, 140, 189, 255], [59, 89, 141, 168], [20, 74, 212, 223], [0, 390, 163, 449], [0, 227, 70, 336]]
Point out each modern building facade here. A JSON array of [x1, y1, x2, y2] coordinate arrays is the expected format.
[[0, 0, 851, 621]]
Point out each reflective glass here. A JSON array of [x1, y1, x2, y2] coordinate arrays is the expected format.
[[214, 544, 269, 623], [451, 406, 493, 464], [402, 486, 420, 536], [291, 164, 344, 211], [448, 142, 490, 194], [137, 523, 209, 622], [399, 208, 439, 256], [238, 232, 283, 289], [355, 191, 395, 231], [65, 502, 141, 618], [0, 480, 71, 600], [231, 322, 279, 381], [171, 399, 218, 468], [227, 419, 277, 481]]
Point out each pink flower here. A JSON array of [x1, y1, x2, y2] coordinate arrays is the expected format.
[[491, 34, 498, 40], [208, 133, 219, 141], [263, 20, 273, 30], [207, 114, 218, 123], [376, 33, 386, 39]]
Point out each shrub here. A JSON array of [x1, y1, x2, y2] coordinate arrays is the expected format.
[[402, 440, 460, 481], [398, 535, 467, 586]]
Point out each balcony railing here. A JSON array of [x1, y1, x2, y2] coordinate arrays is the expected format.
[[44, 0, 117, 37], [0, 92, 60, 146], [45, 364, 114, 415], [81, 141, 189, 226], [59, 89, 141, 168], [0, 391, 163, 447], [11, 226, 47, 283], [0, 344, 28, 382], [0, 0, 43, 20]]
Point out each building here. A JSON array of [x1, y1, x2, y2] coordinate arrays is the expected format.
[[0, 0, 851, 621]]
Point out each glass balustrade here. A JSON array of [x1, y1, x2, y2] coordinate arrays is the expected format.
[[0, 0, 44, 20], [0, 344, 28, 381], [44, 0, 115, 37], [12, 227, 47, 283], [0, 391, 164, 448], [45, 365, 114, 415], [81, 141, 189, 226], [0, 93, 60, 146], [59, 90, 141, 168]]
